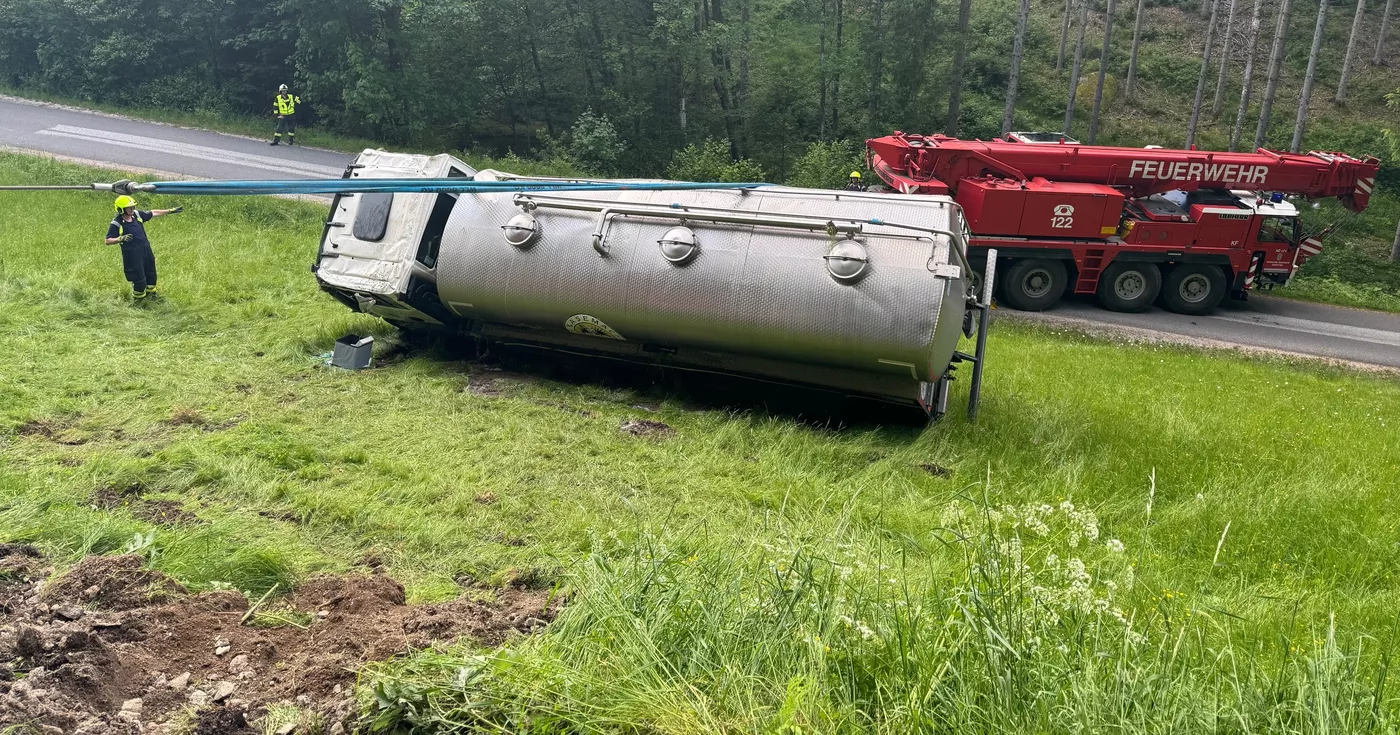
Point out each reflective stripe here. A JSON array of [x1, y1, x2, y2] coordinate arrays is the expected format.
[[275, 94, 299, 115]]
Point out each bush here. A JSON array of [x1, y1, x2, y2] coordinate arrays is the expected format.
[[568, 109, 626, 177], [666, 139, 767, 182], [785, 140, 864, 190]]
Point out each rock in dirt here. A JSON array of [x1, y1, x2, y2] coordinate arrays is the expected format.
[[120, 697, 143, 713], [53, 604, 83, 621], [227, 653, 251, 674], [211, 680, 237, 702], [168, 672, 191, 691]]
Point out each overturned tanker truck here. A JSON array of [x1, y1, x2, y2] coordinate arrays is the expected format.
[[313, 150, 994, 420]]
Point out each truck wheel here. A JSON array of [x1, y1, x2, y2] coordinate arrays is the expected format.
[[1162, 264, 1227, 315], [1000, 258, 1068, 311], [1097, 262, 1162, 313]]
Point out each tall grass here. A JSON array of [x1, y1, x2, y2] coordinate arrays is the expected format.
[[363, 484, 1400, 733]]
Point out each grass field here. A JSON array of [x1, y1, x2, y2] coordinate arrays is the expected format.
[[2, 150, 1399, 732]]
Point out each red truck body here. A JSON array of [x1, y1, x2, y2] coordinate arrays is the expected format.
[[865, 131, 1380, 314]]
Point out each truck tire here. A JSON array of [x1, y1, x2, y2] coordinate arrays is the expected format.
[[1162, 264, 1227, 315], [1097, 261, 1162, 313], [1000, 258, 1068, 311]]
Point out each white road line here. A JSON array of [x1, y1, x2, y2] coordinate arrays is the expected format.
[[36, 125, 344, 178], [1209, 313, 1400, 349]]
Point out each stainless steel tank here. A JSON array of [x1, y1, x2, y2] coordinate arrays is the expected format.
[[430, 185, 975, 414]]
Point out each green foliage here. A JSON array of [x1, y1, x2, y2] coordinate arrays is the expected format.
[[785, 140, 865, 190], [566, 109, 625, 176], [666, 139, 768, 182]]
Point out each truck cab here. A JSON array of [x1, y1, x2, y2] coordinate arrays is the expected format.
[[314, 150, 474, 330]]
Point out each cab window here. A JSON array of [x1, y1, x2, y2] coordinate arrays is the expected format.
[[1257, 216, 1298, 244]]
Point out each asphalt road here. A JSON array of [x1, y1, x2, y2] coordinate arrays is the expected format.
[[0, 95, 352, 180], [1, 95, 1397, 371]]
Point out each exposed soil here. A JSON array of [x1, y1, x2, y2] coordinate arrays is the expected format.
[[92, 483, 202, 526], [620, 419, 674, 438], [15, 417, 88, 445], [0, 553, 558, 734]]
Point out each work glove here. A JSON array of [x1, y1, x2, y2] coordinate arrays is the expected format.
[[168, 206, 183, 214], [117, 234, 134, 243]]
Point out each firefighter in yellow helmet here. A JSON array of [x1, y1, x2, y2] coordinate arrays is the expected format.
[[271, 83, 302, 146], [845, 171, 865, 192], [104, 195, 183, 302]]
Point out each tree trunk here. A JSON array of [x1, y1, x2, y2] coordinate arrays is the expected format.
[[1290, 0, 1327, 153], [1376, 0, 1394, 64], [1187, 0, 1223, 146], [1125, 0, 1149, 98], [1231, 0, 1265, 150], [522, 1, 555, 136], [1336, 0, 1366, 102], [1212, 0, 1240, 116], [817, 0, 828, 139], [1392, 218, 1400, 262], [1254, 0, 1295, 150], [831, 0, 843, 135], [1065, 0, 1090, 135], [1089, 0, 1117, 143], [946, 0, 974, 135], [867, 0, 886, 135], [1058, 0, 1073, 70], [1002, 0, 1031, 135]]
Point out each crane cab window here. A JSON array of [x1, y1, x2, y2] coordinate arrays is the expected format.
[[1257, 216, 1299, 245], [353, 193, 393, 241], [416, 194, 457, 269]]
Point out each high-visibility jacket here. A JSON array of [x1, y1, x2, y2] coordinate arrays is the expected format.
[[274, 94, 300, 116]]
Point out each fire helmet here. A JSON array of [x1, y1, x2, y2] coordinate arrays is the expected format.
[[114, 195, 136, 211], [279, 84, 289, 92], [849, 171, 862, 179]]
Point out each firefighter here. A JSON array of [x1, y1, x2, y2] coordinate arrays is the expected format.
[[270, 84, 302, 146], [104, 196, 182, 302], [845, 171, 865, 191]]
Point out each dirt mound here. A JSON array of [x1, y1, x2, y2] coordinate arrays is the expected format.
[[0, 554, 558, 734], [40, 554, 187, 611]]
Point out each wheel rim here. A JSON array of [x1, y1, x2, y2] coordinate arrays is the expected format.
[[1178, 273, 1212, 303], [1113, 270, 1147, 301], [1021, 268, 1054, 299]]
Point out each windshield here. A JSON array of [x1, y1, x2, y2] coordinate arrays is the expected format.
[[1257, 216, 1299, 245]]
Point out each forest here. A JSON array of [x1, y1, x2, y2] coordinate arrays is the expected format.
[[1, 0, 1397, 187]]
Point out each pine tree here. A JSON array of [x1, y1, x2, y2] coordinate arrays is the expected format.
[[1125, 0, 1149, 98], [1231, 0, 1266, 150], [1065, 0, 1090, 135], [1002, 0, 1031, 135], [1058, 0, 1073, 70], [1090, 0, 1117, 143], [1212, 0, 1240, 116], [1187, 0, 1223, 146], [1377, 0, 1394, 64], [1336, 0, 1366, 102], [1290, 0, 1327, 152], [1254, 0, 1296, 149], [946, 0, 974, 134]]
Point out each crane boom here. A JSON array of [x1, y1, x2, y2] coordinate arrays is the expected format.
[[866, 132, 1380, 212]]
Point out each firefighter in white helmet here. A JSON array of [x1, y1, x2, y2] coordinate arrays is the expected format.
[[271, 83, 302, 146], [104, 196, 183, 302]]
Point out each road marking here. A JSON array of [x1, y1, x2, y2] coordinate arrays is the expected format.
[[36, 125, 344, 178], [1209, 313, 1400, 349]]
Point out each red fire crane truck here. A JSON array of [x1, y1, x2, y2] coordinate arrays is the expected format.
[[865, 131, 1380, 314]]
